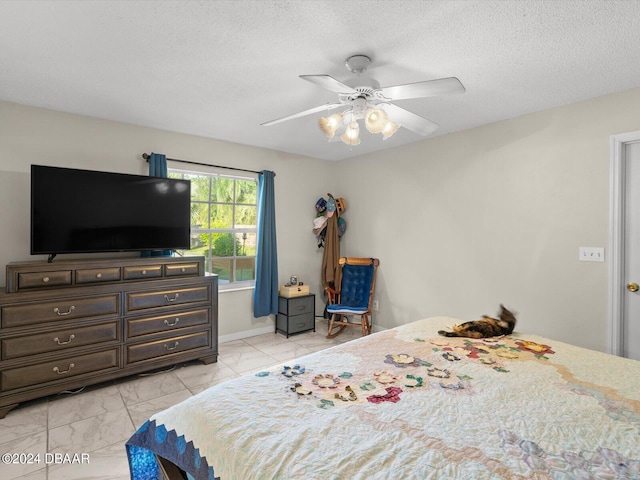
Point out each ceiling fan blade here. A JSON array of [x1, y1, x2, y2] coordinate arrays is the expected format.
[[381, 77, 465, 101], [261, 103, 343, 126], [300, 75, 358, 94], [383, 103, 439, 136]]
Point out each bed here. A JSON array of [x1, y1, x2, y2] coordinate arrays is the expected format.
[[126, 316, 640, 479]]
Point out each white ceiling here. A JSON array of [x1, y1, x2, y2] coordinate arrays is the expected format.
[[1, 0, 640, 161]]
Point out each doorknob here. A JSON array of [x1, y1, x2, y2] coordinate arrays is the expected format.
[[627, 282, 639, 292]]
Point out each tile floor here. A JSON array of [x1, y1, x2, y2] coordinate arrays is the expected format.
[[0, 320, 361, 480]]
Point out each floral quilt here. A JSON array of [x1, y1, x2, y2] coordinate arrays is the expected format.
[[127, 317, 640, 480]]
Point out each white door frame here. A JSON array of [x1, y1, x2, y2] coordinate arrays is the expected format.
[[608, 130, 640, 356]]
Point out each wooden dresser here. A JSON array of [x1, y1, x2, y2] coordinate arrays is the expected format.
[[0, 256, 218, 418]]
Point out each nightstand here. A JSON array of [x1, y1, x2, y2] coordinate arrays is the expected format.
[[276, 294, 315, 337]]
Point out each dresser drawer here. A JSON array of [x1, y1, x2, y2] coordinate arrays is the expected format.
[[1, 294, 120, 329], [122, 265, 163, 280], [276, 312, 315, 335], [0, 348, 119, 391], [75, 267, 121, 284], [278, 295, 314, 316], [126, 309, 209, 338], [125, 285, 210, 312], [126, 331, 210, 364], [17, 270, 72, 290], [1, 321, 119, 360], [164, 262, 201, 277]]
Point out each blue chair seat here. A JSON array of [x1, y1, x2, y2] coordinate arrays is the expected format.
[[327, 305, 369, 315]]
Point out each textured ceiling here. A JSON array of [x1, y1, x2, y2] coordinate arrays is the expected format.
[[1, 0, 640, 161]]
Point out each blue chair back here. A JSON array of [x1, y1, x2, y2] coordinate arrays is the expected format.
[[339, 262, 374, 309]]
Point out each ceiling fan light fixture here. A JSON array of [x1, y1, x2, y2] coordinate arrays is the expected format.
[[341, 121, 360, 145], [262, 54, 463, 149], [381, 120, 399, 140], [364, 108, 388, 134], [318, 113, 344, 138]]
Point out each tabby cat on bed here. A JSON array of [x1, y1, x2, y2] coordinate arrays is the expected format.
[[437, 305, 517, 339]]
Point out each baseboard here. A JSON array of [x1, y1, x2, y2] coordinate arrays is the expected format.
[[219, 325, 275, 344], [219, 319, 386, 344]]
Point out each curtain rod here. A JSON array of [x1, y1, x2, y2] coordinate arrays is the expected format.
[[142, 153, 274, 176]]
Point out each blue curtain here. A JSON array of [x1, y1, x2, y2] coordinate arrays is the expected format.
[[148, 152, 167, 178], [253, 170, 278, 317], [142, 152, 171, 257]]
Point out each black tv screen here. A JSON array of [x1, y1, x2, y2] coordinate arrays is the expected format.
[[31, 165, 191, 255]]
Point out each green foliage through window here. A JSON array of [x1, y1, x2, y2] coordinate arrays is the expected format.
[[169, 170, 258, 286]]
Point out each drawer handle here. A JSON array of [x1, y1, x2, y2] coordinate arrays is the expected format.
[[296, 322, 305, 328], [53, 363, 75, 375], [53, 306, 75, 316], [96, 273, 102, 279], [53, 334, 75, 345], [181, 267, 186, 273], [42, 276, 50, 283], [164, 341, 179, 351], [164, 293, 180, 302], [141, 270, 147, 275], [164, 317, 180, 327], [296, 305, 306, 311]]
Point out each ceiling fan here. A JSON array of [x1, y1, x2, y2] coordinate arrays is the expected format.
[[261, 54, 465, 145]]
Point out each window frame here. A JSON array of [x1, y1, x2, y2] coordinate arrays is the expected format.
[[168, 166, 258, 291]]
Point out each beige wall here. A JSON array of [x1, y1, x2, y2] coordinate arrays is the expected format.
[[335, 87, 640, 352], [0, 101, 334, 338], [3, 87, 640, 352]]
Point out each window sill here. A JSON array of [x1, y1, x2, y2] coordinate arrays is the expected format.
[[219, 285, 255, 293]]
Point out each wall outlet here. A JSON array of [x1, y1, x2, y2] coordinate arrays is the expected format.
[[372, 299, 379, 311], [579, 247, 605, 262]]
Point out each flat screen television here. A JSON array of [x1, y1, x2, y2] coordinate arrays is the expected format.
[[31, 165, 191, 258]]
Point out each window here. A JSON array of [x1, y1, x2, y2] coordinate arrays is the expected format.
[[169, 169, 258, 289]]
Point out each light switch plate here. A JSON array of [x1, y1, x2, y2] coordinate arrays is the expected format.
[[579, 247, 605, 262]]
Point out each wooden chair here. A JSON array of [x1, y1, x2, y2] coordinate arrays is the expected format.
[[325, 257, 379, 338]]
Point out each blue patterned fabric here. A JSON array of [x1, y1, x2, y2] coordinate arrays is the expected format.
[[126, 419, 216, 480], [333, 262, 374, 310]]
